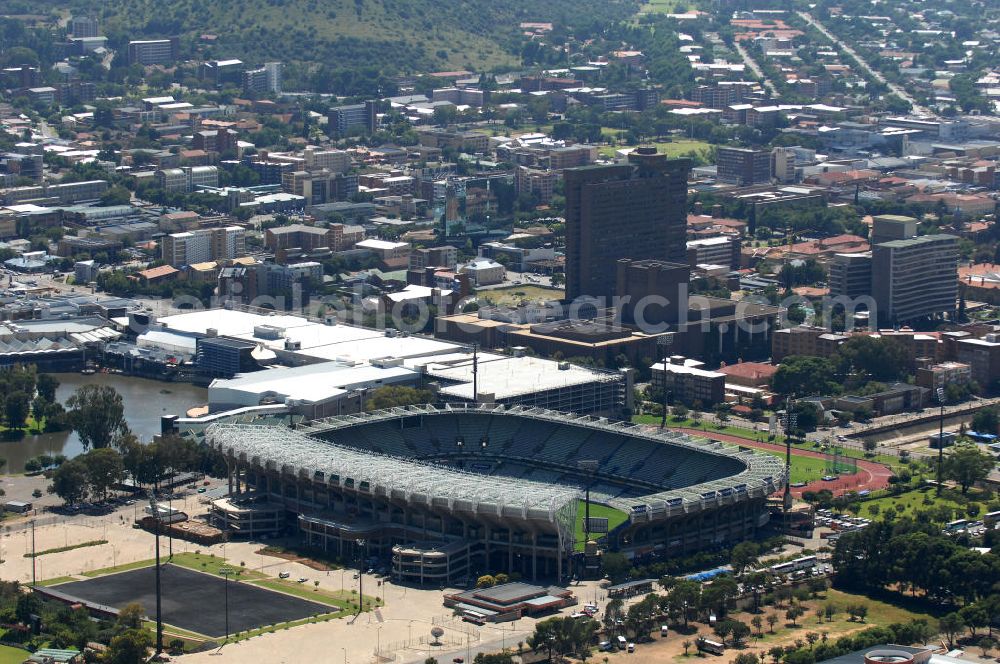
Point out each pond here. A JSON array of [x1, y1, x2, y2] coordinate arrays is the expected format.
[[0, 373, 207, 474]]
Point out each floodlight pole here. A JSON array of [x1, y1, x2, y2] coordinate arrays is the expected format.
[[658, 335, 672, 429], [937, 387, 945, 496], [148, 490, 163, 655], [578, 460, 599, 544], [357, 538, 366, 614], [30, 520, 36, 587], [472, 344, 479, 403]]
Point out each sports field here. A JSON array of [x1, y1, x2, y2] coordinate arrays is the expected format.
[[51, 564, 332, 638], [575, 500, 630, 551]]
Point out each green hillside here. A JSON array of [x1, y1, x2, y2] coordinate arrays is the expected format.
[[18, 0, 638, 82]]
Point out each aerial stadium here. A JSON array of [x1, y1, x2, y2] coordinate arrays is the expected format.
[[205, 404, 785, 585]]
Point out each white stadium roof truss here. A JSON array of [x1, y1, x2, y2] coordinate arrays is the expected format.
[[205, 403, 784, 530]]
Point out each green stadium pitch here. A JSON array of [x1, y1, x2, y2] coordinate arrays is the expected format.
[[53, 564, 331, 638]]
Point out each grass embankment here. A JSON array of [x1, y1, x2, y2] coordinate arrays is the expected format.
[[25, 540, 107, 558], [34, 576, 77, 587], [249, 578, 379, 611]]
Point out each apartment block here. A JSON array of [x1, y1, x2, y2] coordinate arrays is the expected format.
[[162, 226, 246, 267], [155, 166, 219, 193]]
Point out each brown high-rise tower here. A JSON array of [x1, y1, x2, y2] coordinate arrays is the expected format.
[[564, 147, 690, 301]]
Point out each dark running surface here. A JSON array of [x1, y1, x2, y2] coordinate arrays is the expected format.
[[55, 564, 331, 637]]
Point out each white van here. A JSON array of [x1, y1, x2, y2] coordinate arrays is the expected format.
[[617, 635, 628, 649], [660, 625, 669, 637]]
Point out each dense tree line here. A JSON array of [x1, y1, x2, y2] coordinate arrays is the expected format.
[[50, 433, 225, 505], [0, 367, 67, 434], [832, 516, 1000, 605]]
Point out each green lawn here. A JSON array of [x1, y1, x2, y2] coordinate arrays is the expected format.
[[733, 587, 938, 650], [854, 486, 987, 520], [476, 285, 564, 308], [575, 500, 630, 551], [82, 559, 155, 577], [0, 645, 30, 664], [250, 578, 380, 611], [598, 139, 713, 160], [167, 552, 267, 580], [34, 576, 76, 587], [636, 0, 692, 15]]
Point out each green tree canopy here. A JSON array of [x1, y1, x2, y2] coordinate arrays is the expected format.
[[66, 385, 129, 450]]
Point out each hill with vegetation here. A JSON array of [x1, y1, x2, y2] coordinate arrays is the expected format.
[[10, 0, 638, 92]]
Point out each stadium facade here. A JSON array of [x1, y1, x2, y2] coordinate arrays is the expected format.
[[205, 404, 784, 584]]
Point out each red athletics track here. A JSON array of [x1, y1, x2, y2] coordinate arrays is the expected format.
[[641, 426, 895, 498]]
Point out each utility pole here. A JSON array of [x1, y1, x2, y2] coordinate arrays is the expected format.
[[937, 387, 945, 496]]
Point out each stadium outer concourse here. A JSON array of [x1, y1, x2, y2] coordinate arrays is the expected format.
[[205, 404, 785, 585]]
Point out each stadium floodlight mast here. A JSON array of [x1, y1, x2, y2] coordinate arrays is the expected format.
[[657, 335, 673, 429], [937, 387, 946, 496], [356, 538, 366, 615], [578, 460, 599, 544], [146, 490, 163, 656], [220, 565, 237, 642]]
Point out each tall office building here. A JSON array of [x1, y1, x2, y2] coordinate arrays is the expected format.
[[565, 147, 691, 300], [872, 234, 958, 325], [327, 101, 379, 138], [127, 38, 180, 65], [716, 147, 772, 186], [828, 252, 873, 298], [70, 16, 99, 38]]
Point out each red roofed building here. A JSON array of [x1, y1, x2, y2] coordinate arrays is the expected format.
[[718, 361, 778, 387]]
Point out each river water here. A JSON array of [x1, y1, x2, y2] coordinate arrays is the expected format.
[[0, 373, 207, 474]]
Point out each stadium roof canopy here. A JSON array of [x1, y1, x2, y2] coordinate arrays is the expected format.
[[208, 417, 580, 524], [206, 403, 784, 525]]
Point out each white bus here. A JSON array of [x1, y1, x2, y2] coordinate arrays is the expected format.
[[770, 555, 818, 575], [697, 638, 725, 655]]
